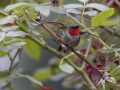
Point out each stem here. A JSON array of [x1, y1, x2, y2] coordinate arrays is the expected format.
[[64, 58, 96, 90], [11, 0, 16, 4], [7, 49, 20, 75], [81, 2, 86, 24], [100, 26, 120, 37], [60, 51, 83, 64], [81, 36, 92, 68], [81, 70, 96, 90]]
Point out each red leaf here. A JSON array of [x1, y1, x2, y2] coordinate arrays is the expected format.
[[96, 64, 103, 69], [85, 65, 101, 83], [107, 0, 119, 7], [92, 45, 97, 50], [80, 49, 87, 54], [3, 23, 14, 27], [38, 86, 54, 90]]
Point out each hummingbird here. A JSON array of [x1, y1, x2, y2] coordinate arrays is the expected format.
[[45, 22, 80, 52], [57, 24, 80, 52]]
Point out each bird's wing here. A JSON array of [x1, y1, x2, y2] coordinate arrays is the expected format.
[[45, 21, 68, 31]]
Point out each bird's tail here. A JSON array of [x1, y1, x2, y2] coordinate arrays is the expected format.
[[57, 45, 68, 52]]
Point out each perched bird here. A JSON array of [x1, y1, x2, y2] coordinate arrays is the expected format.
[[57, 24, 80, 52], [45, 21, 98, 52]]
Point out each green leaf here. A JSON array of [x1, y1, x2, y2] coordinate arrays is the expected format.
[[19, 74, 43, 86], [33, 67, 51, 81], [50, 7, 66, 14], [59, 63, 74, 73], [24, 39, 41, 60], [86, 3, 109, 11], [0, 50, 7, 57], [84, 10, 97, 16], [63, 4, 83, 8], [78, 0, 89, 3], [0, 32, 6, 41], [92, 8, 114, 27], [2, 26, 19, 31], [100, 21, 118, 26], [4, 38, 23, 44], [110, 65, 120, 75], [6, 31, 28, 37], [35, 4, 50, 17], [4, 2, 32, 11], [100, 48, 120, 53], [0, 42, 26, 52], [0, 15, 17, 25], [114, 76, 120, 81]]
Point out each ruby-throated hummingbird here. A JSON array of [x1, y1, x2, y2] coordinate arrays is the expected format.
[[45, 22, 80, 52], [57, 24, 80, 52]]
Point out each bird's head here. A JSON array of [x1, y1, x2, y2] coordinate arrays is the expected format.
[[68, 24, 80, 36]]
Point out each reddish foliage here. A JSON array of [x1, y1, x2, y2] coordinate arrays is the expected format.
[[38, 86, 54, 90], [80, 49, 87, 54], [85, 65, 103, 83], [92, 38, 108, 50], [3, 23, 14, 27], [107, 0, 120, 7]]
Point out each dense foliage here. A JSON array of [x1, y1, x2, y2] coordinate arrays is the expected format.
[[0, 0, 120, 90]]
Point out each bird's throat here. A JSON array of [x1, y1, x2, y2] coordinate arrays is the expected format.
[[68, 28, 80, 36]]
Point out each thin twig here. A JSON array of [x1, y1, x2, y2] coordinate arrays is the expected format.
[[7, 49, 20, 75]]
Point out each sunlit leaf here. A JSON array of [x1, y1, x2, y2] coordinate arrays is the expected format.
[[0, 32, 6, 41], [78, 0, 89, 3], [84, 10, 97, 16], [0, 42, 26, 52], [63, 4, 83, 8], [0, 15, 17, 25], [59, 63, 74, 73], [6, 31, 28, 37], [19, 74, 43, 86], [92, 8, 114, 27], [100, 21, 118, 26], [35, 5, 50, 17], [24, 39, 41, 60], [33, 67, 51, 81], [2, 26, 19, 31], [86, 3, 109, 11], [4, 2, 32, 11], [50, 7, 66, 14]]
